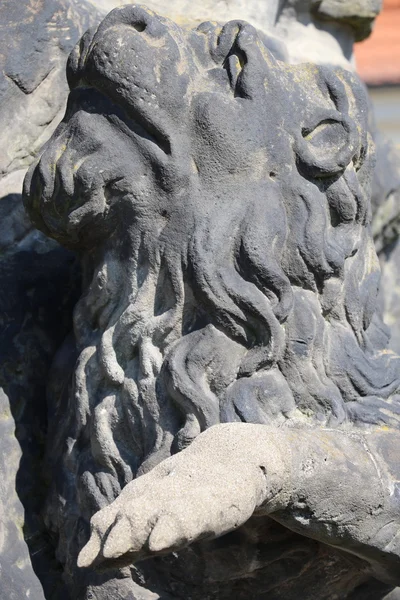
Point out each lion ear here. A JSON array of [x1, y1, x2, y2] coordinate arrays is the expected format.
[[295, 111, 359, 178]]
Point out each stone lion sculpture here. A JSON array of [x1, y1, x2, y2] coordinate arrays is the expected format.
[[23, 5, 400, 599]]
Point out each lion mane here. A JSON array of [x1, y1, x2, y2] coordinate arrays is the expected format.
[[23, 3, 400, 576]]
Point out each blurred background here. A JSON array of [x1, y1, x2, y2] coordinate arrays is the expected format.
[[355, 0, 400, 146]]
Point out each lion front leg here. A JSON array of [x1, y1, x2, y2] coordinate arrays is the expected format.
[[77, 423, 292, 569], [77, 424, 400, 587], [274, 427, 400, 586]]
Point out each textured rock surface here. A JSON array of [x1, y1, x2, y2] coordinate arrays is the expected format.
[[23, 5, 400, 599], [0, 1, 100, 598], [308, 0, 382, 41], [0, 0, 101, 184], [0, 389, 46, 600]]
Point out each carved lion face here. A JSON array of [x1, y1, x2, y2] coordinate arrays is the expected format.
[[25, 4, 370, 258]]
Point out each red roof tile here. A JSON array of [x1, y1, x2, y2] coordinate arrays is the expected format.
[[355, 0, 400, 85]]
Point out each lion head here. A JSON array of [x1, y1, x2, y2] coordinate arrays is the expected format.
[[23, 4, 400, 555]]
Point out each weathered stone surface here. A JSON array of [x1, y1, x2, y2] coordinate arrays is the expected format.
[[23, 5, 400, 599], [0, 389, 46, 600], [0, 0, 101, 182], [77, 2, 400, 408], [309, 0, 382, 41], [0, 1, 101, 598], [0, 234, 81, 599]]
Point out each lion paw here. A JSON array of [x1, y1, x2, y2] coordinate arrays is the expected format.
[[77, 424, 267, 569]]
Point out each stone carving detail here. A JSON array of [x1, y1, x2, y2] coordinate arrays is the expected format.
[[22, 5, 400, 599]]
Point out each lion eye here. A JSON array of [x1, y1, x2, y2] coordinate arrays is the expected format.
[[302, 119, 348, 163], [296, 114, 357, 178]]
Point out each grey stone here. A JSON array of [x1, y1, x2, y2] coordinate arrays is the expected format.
[[22, 5, 400, 599], [0, 0, 102, 183], [86, 0, 381, 43], [309, 0, 382, 41], [0, 388, 46, 600], [0, 1, 101, 599]]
